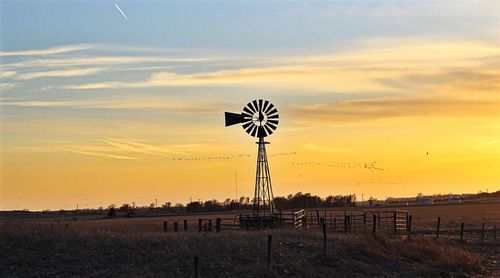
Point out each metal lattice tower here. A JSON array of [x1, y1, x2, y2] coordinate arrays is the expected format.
[[253, 137, 275, 215], [225, 99, 279, 216]]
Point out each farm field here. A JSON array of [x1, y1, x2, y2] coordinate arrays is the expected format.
[[1, 203, 500, 277]]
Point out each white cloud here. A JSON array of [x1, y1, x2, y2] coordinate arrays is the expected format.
[[16, 68, 106, 80], [0, 83, 15, 90], [0, 44, 94, 57], [0, 71, 16, 78]]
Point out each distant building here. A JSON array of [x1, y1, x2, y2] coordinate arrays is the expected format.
[[448, 195, 461, 204], [417, 198, 433, 205]]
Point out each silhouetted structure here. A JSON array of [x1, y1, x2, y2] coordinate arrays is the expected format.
[[225, 99, 279, 222]]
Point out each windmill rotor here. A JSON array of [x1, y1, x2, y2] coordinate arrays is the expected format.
[[225, 99, 279, 138]]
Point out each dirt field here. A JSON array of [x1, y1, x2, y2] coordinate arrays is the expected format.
[[1, 203, 499, 277]]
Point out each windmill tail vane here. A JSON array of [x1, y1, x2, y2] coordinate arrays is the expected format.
[[225, 99, 279, 216]]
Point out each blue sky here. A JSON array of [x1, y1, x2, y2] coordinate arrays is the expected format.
[[2, 1, 498, 52]]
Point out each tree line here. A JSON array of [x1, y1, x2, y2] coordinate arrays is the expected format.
[[184, 192, 356, 213]]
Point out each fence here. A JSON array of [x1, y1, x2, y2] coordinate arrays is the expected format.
[[159, 210, 498, 242]]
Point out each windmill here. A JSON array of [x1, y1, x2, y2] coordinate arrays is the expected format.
[[225, 99, 279, 217]]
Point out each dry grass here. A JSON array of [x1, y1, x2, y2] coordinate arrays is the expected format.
[[1, 218, 498, 278]]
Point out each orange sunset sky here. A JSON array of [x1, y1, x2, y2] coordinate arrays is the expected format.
[[1, 1, 499, 210]]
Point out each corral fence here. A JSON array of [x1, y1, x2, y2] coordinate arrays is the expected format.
[[160, 209, 498, 242], [304, 209, 409, 234]]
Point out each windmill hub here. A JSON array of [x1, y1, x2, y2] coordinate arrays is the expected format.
[[225, 99, 279, 217]]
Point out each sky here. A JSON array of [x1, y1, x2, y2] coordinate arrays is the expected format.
[[1, 1, 499, 211]]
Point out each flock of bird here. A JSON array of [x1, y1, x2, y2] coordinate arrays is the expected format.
[[172, 154, 251, 161], [291, 161, 387, 171], [170, 152, 387, 171], [267, 152, 297, 158], [172, 152, 297, 161]]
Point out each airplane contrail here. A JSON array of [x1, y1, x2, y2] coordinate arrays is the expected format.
[[114, 2, 130, 23]]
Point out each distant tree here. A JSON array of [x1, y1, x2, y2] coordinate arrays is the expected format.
[[107, 205, 116, 218], [119, 204, 130, 212], [149, 203, 155, 210], [162, 202, 171, 209], [186, 201, 202, 213]]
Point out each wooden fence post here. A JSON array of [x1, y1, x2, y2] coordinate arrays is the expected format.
[[194, 256, 199, 278], [208, 220, 213, 232], [198, 219, 202, 232], [436, 217, 441, 238], [460, 223, 464, 241], [344, 216, 348, 233], [184, 220, 188, 232], [174, 222, 179, 232], [316, 210, 320, 226], [351, 213, 355, 233], [333, 218, 337, 232], [407, 215, 412, 241], [481, 223, 485, 242], [267, 234, 272, 271], [216, 218, 221, 232], [163, 221, 168, 233], [372, 214, 377, 236], [393, 211, 397, 234], [320, 217, 325, 226], [323, 223, 327, 254], [377, 212, 381, 229], [203, 222, 208, 232]]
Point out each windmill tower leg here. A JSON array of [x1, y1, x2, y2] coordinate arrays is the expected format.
[[253, 137, 275, 216]]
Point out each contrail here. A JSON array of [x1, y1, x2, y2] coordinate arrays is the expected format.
[[114, 2, 130, 23]]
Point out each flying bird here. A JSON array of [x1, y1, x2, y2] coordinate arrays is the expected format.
[[114, 2, 130, 23]]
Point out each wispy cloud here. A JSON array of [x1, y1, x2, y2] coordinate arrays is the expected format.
[[293, 97, 500, 123], [100, 139, 203, 156], [2, 56, 212, 70], [0, 44, 94, 57], [70, 150, 137, 160], [16, 67, 105, 80], [60, 40, 500, 95], [0, 99, 221, 112], [0, 83, 15, 90], [0, 71, 16, 78]]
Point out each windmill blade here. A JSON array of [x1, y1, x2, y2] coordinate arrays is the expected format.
[[225, 112, 245, 127], [243, 105, 255, 115], [242, 111, 253, 118], [267, 119, 279, 125], [267, 107, 278, 116], [262, 100, 270, 113], [252, 100, 259, 112], [268, 114, 279, 120], [258, 99, 264, 112], [263, 124, 274, 135], [264, 102, 275, 113], [266, 122, 277, 130], [250, 125, 259, 137], [242, 121, 253, 130]]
